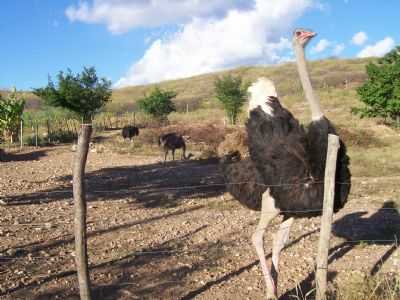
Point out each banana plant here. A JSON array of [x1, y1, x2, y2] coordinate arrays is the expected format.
[[0, 88, 25, 144]]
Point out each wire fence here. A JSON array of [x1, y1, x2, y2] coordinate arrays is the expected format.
[[0, 175, 399, 218], [0, 168, 399, 297]]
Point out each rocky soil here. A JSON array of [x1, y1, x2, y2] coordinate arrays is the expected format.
[[0, 142, 399, 299]]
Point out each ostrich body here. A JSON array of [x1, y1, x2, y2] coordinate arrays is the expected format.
[[122, 125, 139, 142], [220, 29, 351, 298], [158, 132, 188, 161]]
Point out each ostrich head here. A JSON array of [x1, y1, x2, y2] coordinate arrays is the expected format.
[[247, 77, 278, 116], [292, 28, 316, 48]]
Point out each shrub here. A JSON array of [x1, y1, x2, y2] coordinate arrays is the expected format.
[[0, 88, 25, 143], [137, 87, 177, 123], [353, 46, 400, 125], [34, 66, 112, 122], [214, 74, 249, 125]]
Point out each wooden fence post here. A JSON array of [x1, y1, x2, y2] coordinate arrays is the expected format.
[[20, 119, 23, 150], [46, 119, 51, 143], [73, 124, 93, 300], [316, 134, 340, 300], [35, 122, 38, 148]]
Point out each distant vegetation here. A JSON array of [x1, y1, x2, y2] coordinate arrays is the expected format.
[[353, 46, 400, 125], [4, 57, 373, 117], [0, 88, 25, 143], [137, 86, 177, 123], [214, 74, 249, 125], [33, 66, 112, 122]]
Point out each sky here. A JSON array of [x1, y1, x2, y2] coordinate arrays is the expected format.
[[1, 0, 399, 90]]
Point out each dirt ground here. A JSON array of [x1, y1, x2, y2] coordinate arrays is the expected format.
[[0, 137, 399, 299]]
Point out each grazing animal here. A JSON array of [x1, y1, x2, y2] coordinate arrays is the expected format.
[[158, 132, 189, 162], [220, 28, 351, 299], [122, 125, 139, 142]]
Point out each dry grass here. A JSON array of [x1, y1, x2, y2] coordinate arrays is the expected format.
[[109, 57, 374, 109], [332, 272, 400, 300]]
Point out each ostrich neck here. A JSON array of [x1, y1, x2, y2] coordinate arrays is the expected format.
[[294, 43, 324, 120]]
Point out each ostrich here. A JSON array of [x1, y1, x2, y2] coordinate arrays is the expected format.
[[220, 28, 351, 299], [158, 132, 190, 162], [122, 125, 139, 142]]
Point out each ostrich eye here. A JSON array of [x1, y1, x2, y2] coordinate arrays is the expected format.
[[296, 31, 302, 36]]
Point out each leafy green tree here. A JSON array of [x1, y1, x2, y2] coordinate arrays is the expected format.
[[33, 67, 112, 122], [137, 87, 176, 122], [354, 46, 400, 124], [0, 88, 25, 143], [214, 74, 249, 125], [34, 67, 112, 299]]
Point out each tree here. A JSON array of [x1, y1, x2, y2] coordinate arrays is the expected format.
[[33, 67, 112, 122], [137, 87, 176, 122], [0, 88, 25, 143], [353, 46, 400, 124], [34, 67, 111, 300], [214, 74, 249, 125]]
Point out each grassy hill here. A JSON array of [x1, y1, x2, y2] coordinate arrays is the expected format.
[[110, 57, 374, 111], [3, 57, 373, 113]]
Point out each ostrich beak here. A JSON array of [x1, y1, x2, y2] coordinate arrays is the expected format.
[[303, 31, 316, 39]]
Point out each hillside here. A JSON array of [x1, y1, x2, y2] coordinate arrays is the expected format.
[[110, 57, 374, 111], [6, 57, 374, 113]]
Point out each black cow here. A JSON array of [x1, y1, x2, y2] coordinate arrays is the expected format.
[[122, 125, 139, 142]]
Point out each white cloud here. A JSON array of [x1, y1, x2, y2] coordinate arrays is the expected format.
[[351, 31, 368, 46], [311, 39, 331, 54], [332, 43, 345, 56], [66, 0, 253, 34], [357, 37, 395, 58], [115, 0, 315, 87]]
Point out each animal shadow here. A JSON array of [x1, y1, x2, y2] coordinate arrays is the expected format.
[[281, 201, 399, 299]]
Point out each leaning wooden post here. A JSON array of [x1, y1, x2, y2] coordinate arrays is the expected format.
[[316, 134, 340, 300], [73, 123, 92, 300]]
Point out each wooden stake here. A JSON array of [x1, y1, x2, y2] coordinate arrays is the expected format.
[[35, 122, 38, 148], [73, 124, 93, 300], [46, 119, 51, 143], [316, 134, 340, 300], [20, 119, 23, 150]]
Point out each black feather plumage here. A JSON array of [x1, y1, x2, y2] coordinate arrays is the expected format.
[[221, 97, 351, 218]]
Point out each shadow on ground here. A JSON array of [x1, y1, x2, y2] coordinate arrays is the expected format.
[[3, 158, 225, 208], [0, 149, 50, 162], [280, 201, 399, 299], [2, 203, 398, 299]]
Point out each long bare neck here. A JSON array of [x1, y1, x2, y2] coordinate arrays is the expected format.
[[294, 43, 323, 120]]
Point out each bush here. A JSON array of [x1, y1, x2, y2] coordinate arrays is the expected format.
[[137, 87, 177, 122], [214, 74, 249, 125], [0, 88, 25, 143], [353, 46, 400, 125]]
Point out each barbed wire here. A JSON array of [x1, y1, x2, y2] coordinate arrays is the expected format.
[[0, 179, 398, 203], [0, 203, 398, 228]]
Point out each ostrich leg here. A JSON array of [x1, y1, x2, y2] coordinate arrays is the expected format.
[[271, 217, 294, 288], [272, 217, 294, 270], [252, 189, 280, 299]]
